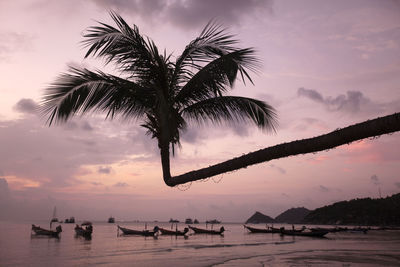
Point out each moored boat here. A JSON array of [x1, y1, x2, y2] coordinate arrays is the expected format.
[[31, 224, 62, 237], [75, 222, 93, 238], [108, 216, 115, 223], [118, 225, 159, 236], [348, 227, 369, 234], [64, 217, 75, 223], [189, 225, 225, 235], [280, 229, 329, 237], [244, 225, 280, 233], [159, 227, 189, 236]]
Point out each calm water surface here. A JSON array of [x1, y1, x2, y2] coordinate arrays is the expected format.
[[1, 221, 399, 266]]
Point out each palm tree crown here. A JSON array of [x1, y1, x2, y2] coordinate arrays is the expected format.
[[41, 12, 277, 186]]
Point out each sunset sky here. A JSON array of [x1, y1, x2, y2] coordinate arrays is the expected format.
[[1, 0, 399, 222]]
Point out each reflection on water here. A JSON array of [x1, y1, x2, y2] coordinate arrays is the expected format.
[[1, 221, 400, 266]]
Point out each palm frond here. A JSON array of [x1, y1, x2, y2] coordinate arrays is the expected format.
[[41, 67, 153, 125], [83, 11, 156, 78], [182, 96, 277, 132], [171, 21, 240, 87], [175, 49, 260, 107]]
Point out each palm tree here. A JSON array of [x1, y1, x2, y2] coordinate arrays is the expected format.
[[170, 112, 400, 185], [41, 12, 277, 187]]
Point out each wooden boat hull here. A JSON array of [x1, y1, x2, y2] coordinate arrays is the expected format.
[[118, 225, 158, 236], [244, 225, 280, 233], [75, 225, 93, 238], [189, 226, 224, 235], [159, 227, 189, 236], [281, 230, 329, 237], [31, 224, 61, 237]]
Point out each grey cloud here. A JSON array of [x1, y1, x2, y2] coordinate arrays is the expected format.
[[371, 174, 380, 186], [298, 87, 324, 103], [319, 185, 330, 192], [0, 178, 10, 199], [13, 98, 38, 114], [114, 182, 128, 187], [0, 114, 159, 189], [181, 127, 205, 144], [230, 123, 249, 137], [98, 166, 112, 174], [82, 121, 94, 131], [395, 182, 400, 188], [91, 0, 273, 29], [91, 182, 103, 186], [298, 88, 382, 115]]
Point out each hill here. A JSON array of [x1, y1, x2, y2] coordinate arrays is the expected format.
[[303, 193, 400, 225], [245, 211, 275, 224], [275, 207, 310, 224]]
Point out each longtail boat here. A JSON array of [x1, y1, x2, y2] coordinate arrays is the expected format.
[[280, 229, 329, 237], [118, 225, 159, 236], [189, 225, 225, 235], [31, 224, 62, 237], [244, 225, 280, 233], [159, 227, 189, 236], [75, 222, 93, 238]]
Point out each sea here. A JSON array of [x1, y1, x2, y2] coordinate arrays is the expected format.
[[1, 221, 400, 266]]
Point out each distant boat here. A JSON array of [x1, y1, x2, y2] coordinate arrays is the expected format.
[[169, 218, 179, 223], [189, 225, 225, 235], [50, 206, 58, 227], [64, 217, 75, 224], [206, 219, 221, 224], [244, 225, 280, 233], [159, 227, 189, 236], [31, 224, 62, 238], [75, 222, 93, 238], [280, 229, 329, 237], [348, 227, 369, 234], [193, 219, 199, 224], [185, 218, 193, 224], [108, 216, 115, 223], [117, 225, 159, 236]]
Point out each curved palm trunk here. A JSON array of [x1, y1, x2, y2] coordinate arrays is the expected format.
[[162, 113, 400, 187]]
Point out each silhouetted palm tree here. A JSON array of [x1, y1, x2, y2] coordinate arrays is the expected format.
[[41, 12, 277, 186], [170, 112, 399, 185]]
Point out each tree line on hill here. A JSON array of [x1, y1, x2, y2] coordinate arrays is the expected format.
[[246, 193, 400, 226]]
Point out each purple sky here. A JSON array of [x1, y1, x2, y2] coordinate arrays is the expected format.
[[1, 0, 399, 222]]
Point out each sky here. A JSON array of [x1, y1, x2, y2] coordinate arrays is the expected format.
[[0, 0, 399, 222]]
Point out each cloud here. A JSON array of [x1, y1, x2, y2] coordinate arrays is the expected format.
[[13, 98, 38, 114], [370, 174, 380, 186], [297, 87, 383, 115], [297, 88, 324, 103], [113, 182, 128, 187], [0, 99, 159, 189], [98, 166, 112, 174], [319, 185, 331, 192], [395, 182, 400, 188], [91, 0, 273, 29], [0, 178, 10, 199]]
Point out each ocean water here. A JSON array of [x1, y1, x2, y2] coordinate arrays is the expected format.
[[1, 221, 400, 266]]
